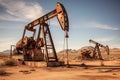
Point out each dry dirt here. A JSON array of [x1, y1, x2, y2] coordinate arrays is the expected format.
[[0, 48, 120, 80], [0, 60, 120, 80]]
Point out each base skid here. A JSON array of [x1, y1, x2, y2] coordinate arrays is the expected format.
[[24, 61, 64, 67], [47, 61, 64, 67]]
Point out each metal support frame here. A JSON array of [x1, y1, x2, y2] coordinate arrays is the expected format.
[[90, 39, 109, 60], [93, 44, 103, 60], [41, 23, 58, 62], [15, 2, 69, 64]]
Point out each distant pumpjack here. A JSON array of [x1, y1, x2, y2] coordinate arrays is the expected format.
[[89, 39, 109, 60]]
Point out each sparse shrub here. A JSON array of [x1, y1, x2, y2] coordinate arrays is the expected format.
[[0, 69, 7, 75], [4, 59, 17, 66]]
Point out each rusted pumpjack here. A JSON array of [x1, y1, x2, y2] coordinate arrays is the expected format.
[[15, 2, 69, 62], [89, 39, 110, 60]]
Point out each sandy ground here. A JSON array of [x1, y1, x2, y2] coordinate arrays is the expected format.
[[0, 50, 120, 80], [0, 60, 120, 80]]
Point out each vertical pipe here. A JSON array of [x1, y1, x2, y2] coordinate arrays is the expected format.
[[65, 31, 69, 67], [10, 45, 12, 58], [66, 38, 69, 67]]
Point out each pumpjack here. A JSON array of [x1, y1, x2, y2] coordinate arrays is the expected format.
[[15, 2, 69, 63], [80, 40, 109, 60], [89, 39, 110, 60]]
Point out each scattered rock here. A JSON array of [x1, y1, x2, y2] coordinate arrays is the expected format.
[[19, 70, 31, 74], [30, 69, 36, 71], [113, 73, 117, 75]]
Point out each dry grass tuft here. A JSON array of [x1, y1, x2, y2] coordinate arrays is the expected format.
[[0, 69, 7, 76], [4, 59, 17, 66]]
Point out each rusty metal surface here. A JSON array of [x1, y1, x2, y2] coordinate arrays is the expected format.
[[15, 2, 69, 62], [25, 2, 69, 32], [89, 39, 110, 60], [80, 39, 110, 60]]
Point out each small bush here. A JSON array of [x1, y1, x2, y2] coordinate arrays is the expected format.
[[0, 69, 7, 75], [4, 59, 17, 66]]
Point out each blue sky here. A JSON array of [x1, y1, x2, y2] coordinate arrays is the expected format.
[[0, 0, 120, 52]]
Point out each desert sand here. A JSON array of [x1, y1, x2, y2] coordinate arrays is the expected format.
[[0, 48, 120, 80], [0, 60, 120, 80]]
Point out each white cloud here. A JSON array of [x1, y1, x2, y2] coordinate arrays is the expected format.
[[0, 0, 44, 22], [89, 22, 119, 30], [93, 37, 114, 42]]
